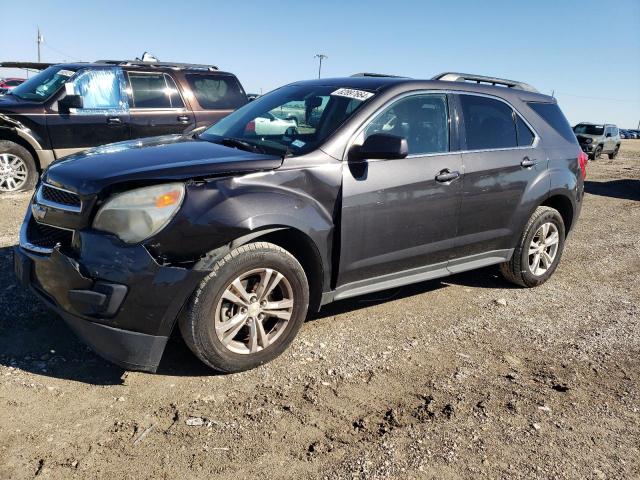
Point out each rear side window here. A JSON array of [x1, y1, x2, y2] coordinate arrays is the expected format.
[[459, 95, 517, 150], [185, 74, 247, 109], [528, 102, 576, 143], [516, 116, 535, 146], [128, 72, 184, 109]]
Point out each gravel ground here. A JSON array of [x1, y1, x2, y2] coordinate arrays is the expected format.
[[0, 141, 638, 480]]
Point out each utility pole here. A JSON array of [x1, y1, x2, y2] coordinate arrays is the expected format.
[[314, 54, 328, 79], [37, 27, 43, 62]]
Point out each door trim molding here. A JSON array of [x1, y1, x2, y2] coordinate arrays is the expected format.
[[322, 249, 513, 305]]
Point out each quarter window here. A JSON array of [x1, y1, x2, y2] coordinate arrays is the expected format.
[[364, 94, 449, 155], [128, 72, 184, 109], [185, 74, 247, 109], [459, 95, 517, 150]]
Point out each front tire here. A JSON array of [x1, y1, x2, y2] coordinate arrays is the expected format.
[[0, 141, 38, 193], [179, 242, 309, 373], [500, 206, 566, 287], [589, 145, 602, 160]]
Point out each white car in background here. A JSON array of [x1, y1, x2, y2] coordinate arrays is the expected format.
[[253, 112, 298, 135]]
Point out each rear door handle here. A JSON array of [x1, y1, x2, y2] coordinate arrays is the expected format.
[[521, 157, 536, 168], [435, 169, 461, 183], [106, 116, 122, 125], [177, 115, 190, 124]]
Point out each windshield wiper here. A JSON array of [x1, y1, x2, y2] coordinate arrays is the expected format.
[[218, 137, 262, 153]]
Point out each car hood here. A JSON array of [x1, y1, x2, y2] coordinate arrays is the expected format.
[[0, 93, 45, 113], [43, 135, 284, 195]]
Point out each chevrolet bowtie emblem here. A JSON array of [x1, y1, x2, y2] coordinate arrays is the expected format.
[[32, 204, 47, 221]]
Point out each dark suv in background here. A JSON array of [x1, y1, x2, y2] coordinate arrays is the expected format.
[[15, 72, 586, 373], [0, 60, 247, 192], [573, 122, 621, 160]]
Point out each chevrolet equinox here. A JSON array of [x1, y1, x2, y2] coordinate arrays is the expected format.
[[14, 72, 587, 373]]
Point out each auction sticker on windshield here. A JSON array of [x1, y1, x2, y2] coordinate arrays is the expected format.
[[331, 88, 374, 101]]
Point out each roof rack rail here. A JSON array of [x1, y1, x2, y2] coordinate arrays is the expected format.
[[96, 60, 219, 71], [350, 72, 408, 78], [432, 72, 538, 93]]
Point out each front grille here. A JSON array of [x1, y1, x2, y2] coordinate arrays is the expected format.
[[40, 185, 81, 209], [26, 218, 73, 250]]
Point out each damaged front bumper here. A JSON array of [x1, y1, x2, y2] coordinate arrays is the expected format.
[[15, 212, 208, 372]]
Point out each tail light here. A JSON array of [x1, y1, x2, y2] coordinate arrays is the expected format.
[[245, 120, 256, 134], [578, 150, 588, 179]]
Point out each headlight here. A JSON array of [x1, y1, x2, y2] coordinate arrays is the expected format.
[[585, 138, 593, 144], [93, 183, 185, 243]]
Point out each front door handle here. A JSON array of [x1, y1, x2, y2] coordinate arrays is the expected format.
[[177, 115, 190, 124], [521, 157, 536, 168], [106, 116, 122, 125], [435, 169, 461, 183]]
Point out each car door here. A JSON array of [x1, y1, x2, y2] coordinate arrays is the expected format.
[[452, 93, 545, 264], [337, 93, 463, 288], [46, 67, 130, 157], [126, 71, 195, 139]]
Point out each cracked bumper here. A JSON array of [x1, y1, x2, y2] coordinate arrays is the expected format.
[[14, 230, 207, 372]]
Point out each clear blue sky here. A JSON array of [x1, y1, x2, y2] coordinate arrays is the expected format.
[[1, 0, 639, 128]]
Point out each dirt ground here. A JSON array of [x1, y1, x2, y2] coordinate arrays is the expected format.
[[0, 141, 638, 480]]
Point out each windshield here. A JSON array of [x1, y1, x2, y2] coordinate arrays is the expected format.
[[200, 84, 374, 156], [573, 124, 604, 135], [9, 66, 77, 101]]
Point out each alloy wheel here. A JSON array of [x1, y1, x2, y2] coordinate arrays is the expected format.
[[528, 222, 559, 276], [0, 153, 28, 192], [214, 268, 294, 355]]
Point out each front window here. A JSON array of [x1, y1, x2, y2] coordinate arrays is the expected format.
[[9, 66, 78, 101], [573, 124, 604, 135], [72, 68, 128, 112], [200, 84, 374, 156]]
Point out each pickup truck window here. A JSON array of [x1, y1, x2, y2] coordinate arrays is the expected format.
[[185, 74, 246, 110]]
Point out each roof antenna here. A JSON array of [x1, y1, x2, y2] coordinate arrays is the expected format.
[[551, 89, 555, 98], [137, 52, 159, 63]]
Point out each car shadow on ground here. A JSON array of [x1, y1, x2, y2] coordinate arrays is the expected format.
[[0, 242, 515, 385], [584, 179, 640, 201]]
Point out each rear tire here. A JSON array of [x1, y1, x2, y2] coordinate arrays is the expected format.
[[608, 145, 619, 159], [500, 206, 566, 287], [179, 242, 309, 373], [0, 140, 38, 193]]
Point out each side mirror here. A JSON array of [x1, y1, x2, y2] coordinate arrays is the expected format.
[[59, 94, 83, 113], [605, 132, 612, 137], [349, 133, 409, 162]]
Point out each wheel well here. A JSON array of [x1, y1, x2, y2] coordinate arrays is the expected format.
[[248, 228, 324, 313], [0, 129, 42, 172], [542, 195, 574, 232]]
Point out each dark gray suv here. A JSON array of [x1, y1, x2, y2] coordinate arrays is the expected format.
[[15, 72, 587, 373]]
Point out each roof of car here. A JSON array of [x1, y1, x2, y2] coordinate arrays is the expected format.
[[291, 75, 553, 102]]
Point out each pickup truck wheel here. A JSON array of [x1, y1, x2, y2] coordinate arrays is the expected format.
[[500, 206, 566, 287], [589, 145, 602, 160], [608, 145, 619, 159], [179, 242, 309, 373], [0, 141, 38, 193]]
